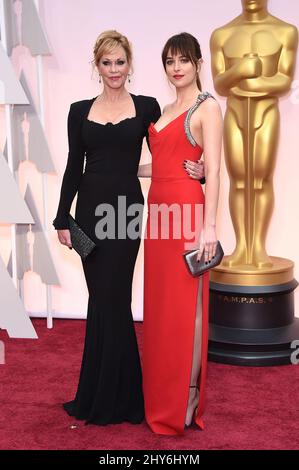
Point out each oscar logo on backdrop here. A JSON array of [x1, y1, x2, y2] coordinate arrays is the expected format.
[[209, 0, 299, 365]]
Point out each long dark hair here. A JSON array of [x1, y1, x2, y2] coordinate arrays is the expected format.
[[161, 32, 202, 91]]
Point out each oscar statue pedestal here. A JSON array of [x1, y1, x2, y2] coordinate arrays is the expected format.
[[208, 256, 299, 366]]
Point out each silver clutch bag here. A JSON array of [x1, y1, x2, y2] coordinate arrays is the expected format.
[[183, 241, 224, 277], [68, 214, 96, 260]]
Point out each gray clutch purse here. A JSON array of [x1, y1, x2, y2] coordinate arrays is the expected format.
[[68, 214, 96, 260], [183, 241, 224, 277]]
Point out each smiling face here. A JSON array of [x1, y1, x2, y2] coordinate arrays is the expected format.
[[164, 49, 201, 89], [97, 46, 130, 89], [242, 0, 268, 12]]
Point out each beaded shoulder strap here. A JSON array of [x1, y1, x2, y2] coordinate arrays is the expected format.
[[184, 91, 216, 147]]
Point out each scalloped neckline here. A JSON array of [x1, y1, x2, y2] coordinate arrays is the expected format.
[[86, 93, 137, 126], [86, 115, 138, 126]]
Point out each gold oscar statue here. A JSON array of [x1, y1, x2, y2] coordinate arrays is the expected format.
[[207, 0, 299, 366], [210, 0, 298, 286]]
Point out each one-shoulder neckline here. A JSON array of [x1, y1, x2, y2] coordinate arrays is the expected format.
[[149, 116, 203, 151], [150, 91, 211, 135], [150, 109, 188, 134]]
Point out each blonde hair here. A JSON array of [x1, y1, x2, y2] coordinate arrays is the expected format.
[[92, 30, 133, 68]]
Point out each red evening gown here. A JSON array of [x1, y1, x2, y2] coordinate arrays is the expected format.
[[143, 92, 214, 435]]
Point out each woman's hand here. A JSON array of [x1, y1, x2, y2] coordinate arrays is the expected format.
[[183, 159, 205, 180], [196, 225, 217, 263], [57, 229, 72, 249]]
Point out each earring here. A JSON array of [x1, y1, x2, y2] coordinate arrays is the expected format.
[[128, 74, 131, 83], [98, 75, 102, 83]]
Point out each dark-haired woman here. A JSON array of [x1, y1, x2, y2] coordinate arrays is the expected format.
[[143, 33, 223, 435], [53, 30, 204, 427]]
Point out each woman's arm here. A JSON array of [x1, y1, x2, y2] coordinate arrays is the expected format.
[[53, 103, 86, 230], [137, 98, 160, 180], [138, 163, 152, 177], [197, 98, 223, 261], [145, 97, 162, 152]]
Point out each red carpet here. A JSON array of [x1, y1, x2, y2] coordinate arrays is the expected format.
[[0, 319, 298, 450]]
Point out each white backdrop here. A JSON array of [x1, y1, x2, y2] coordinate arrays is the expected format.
[[1, 0, 298, 320]]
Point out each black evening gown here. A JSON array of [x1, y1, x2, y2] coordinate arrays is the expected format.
[[53, 93, 161, 425]]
